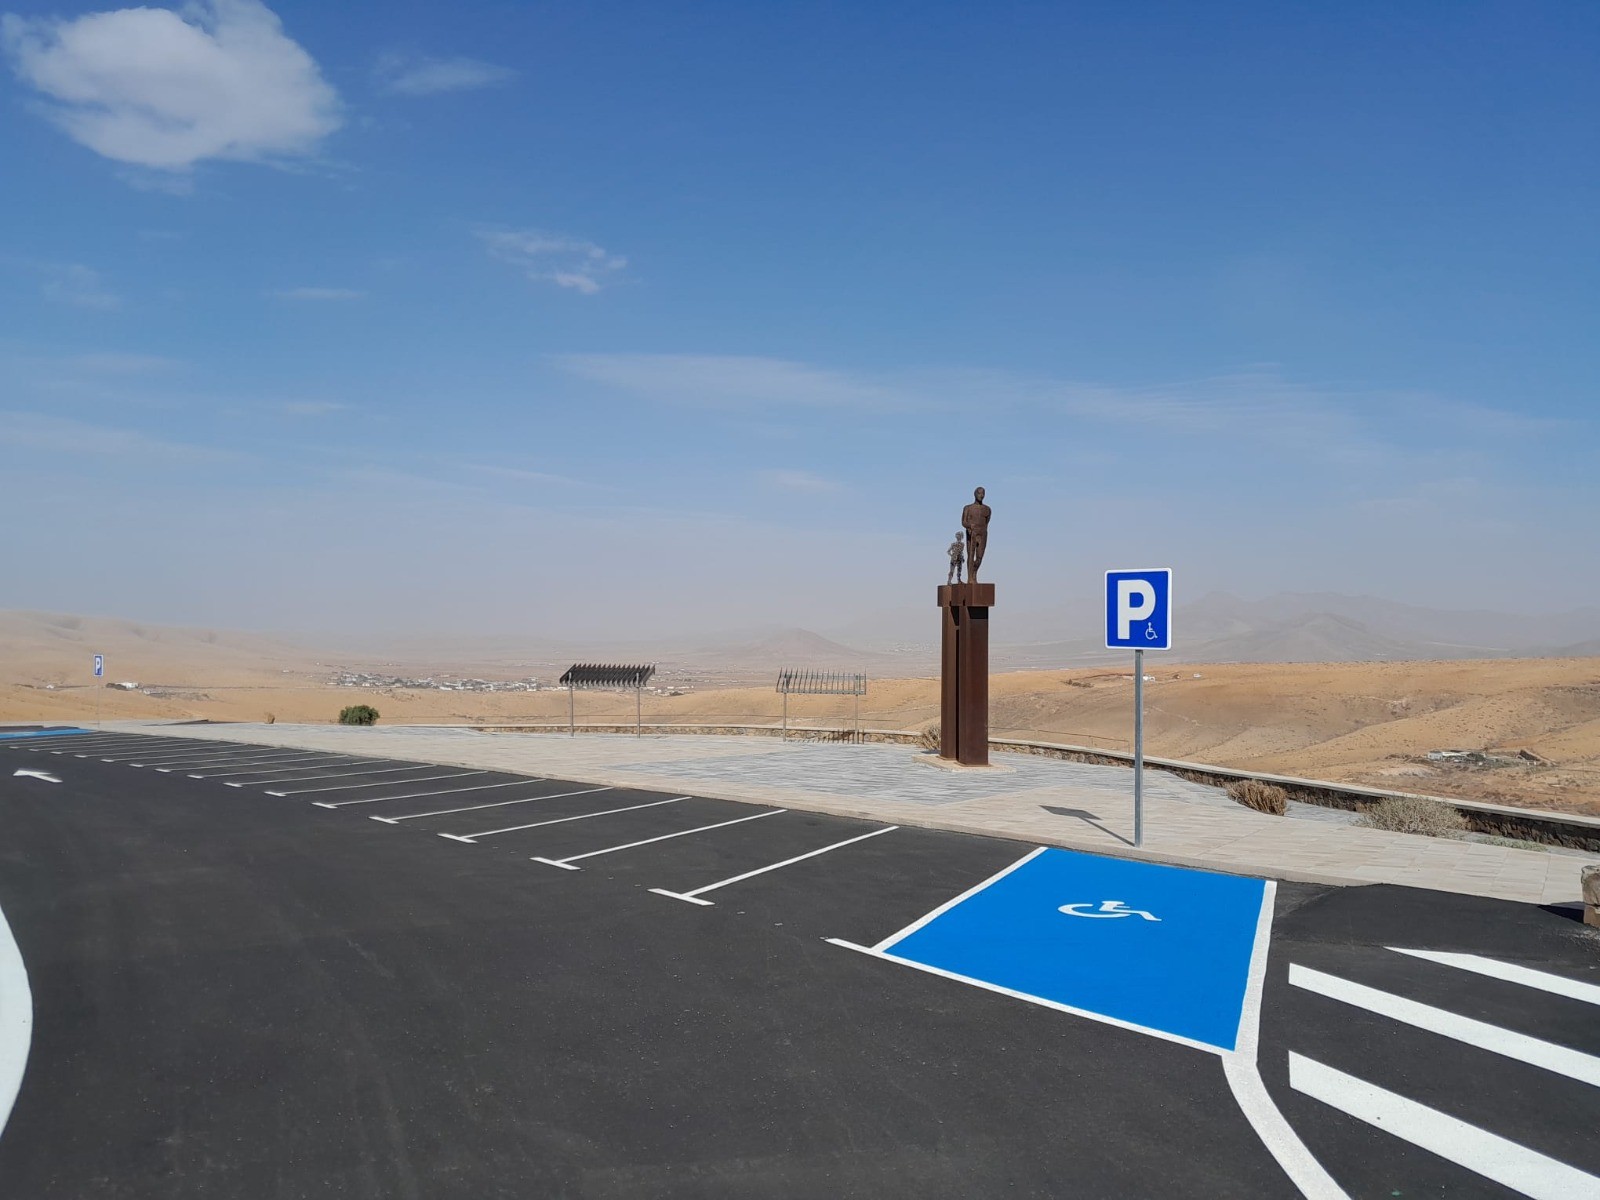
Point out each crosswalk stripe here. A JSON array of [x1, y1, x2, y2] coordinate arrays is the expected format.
[[1289, 965, 1600, 1089], [1388, 948, 1600, 1007], [1289, 1054, 1600, 1200]]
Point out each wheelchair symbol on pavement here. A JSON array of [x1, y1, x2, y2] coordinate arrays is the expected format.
[[1059, 900, 1161, 922]]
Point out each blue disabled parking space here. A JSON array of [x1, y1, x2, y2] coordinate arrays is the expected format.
[[0, 727, 93, 740], [883, 848, 1268, 1052]]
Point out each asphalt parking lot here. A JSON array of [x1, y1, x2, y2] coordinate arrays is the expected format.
[[2, 729, 1597, 1198]]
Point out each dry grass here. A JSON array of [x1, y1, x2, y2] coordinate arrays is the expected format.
[[1226, 779, 1288, 816], [918, 723, 941, 751], [1355, 795, 1470, 838]]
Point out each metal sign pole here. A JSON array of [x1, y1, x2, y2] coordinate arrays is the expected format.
[[782, 691, 788, 740], [1133, 648, 1145, 847], [636, 685, 642, 737], [568, 683, 575, 737]]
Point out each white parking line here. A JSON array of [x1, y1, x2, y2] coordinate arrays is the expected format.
[[1388, 948, 1600, 1007], [11, 734, 123, 746], [0, 888, 33, 1142], [275, 770, 479, 796], [871, 846, 1045, 953], [31, 735, 146, 749], [151, 755, 320, 774], [650, 825, 898, 905], [307, 776, 516, 806], [532, 808, 783, 871], [70, 739, 177, 755], [370, 785, 612, 825], [132, 752, 264, 766], [1289, 965, 1600, 1088], [177, 754, 371, 775], [245, 764, 434, 787], [1289, 1053, 1600, 1199], [437, 795, 682, 842], [97, 748, 254, 764], [54, 742, 171, 756], [192, 755, 383, 778], [192, 756, 365, 778], [114, 745, 268, 764]]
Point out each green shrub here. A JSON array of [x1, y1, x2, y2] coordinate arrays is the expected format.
[[338, 704, 380, 726], [1356, 795, 1469, 838], [1227, 779, 1288, 816]]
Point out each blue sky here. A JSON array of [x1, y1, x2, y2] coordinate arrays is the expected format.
[[2, 1, 1595, 638]]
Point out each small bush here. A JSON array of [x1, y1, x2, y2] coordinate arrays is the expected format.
[[338, 704, 380, 726], [1227, 779, 1288, 816], [1356, 795, 1469, 839], [919, 723, 941, 751]]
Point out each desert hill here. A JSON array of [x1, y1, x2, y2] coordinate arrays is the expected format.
[[3, 607, 1600, 817], [0, 609, 323, 684], [684, 628, 898, 671]]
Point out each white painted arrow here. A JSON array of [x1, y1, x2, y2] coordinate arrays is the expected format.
[[11, 769, 61, 784]]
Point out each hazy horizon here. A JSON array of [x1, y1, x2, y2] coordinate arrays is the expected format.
[[3, 2, 1595, 638]]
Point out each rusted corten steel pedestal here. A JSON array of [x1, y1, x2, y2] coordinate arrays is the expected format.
[[938, 582, 995, 766]]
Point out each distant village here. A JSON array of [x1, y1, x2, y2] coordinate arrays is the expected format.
[[329, 670, 543, 693], [328, 669, 693, 696]]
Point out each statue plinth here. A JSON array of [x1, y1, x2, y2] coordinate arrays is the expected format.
[[937, 582, 995, 766]]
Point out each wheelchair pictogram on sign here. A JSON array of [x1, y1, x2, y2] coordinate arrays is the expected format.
[[1058, 899, 1161, 922]]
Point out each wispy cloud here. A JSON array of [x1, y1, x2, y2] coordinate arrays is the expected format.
[[376, 53, 515, 96], [554, 354, 908, 409], [280, 400, 347, 416], [269, 286, 366, 301], [759, 468, 847, 494], [477, 229, 626, 295], [1, 0, 341, 172], [0, 410, 234, 461], [462, 463, 595, 489], [41, 263, 119, 310]]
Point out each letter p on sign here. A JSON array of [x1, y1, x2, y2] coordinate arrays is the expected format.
[[1105, 569, 1172, 650], [1117, 580, 1156, 641]]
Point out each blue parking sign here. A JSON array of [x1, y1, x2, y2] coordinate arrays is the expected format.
[[93, 654, 104, 678], [1105, 568, 1172, 650]]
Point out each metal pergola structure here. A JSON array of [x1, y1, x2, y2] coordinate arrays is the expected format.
[[774, 668, 868, 742], [559, 663, 657, 736]]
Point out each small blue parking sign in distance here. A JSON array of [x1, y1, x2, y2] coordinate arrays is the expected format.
[[1105, 569, 1172, 650], [93, 654, 104, 677]]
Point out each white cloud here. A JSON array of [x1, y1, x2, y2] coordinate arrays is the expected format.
[[1, 0, 341, 171], [477, 229, 626, 294], [269, 286, 366, 301], [376, 53, 515, 96], [41, 263, 119, 309], [759, 468, 846, 494], [280, 401, 346, 416]]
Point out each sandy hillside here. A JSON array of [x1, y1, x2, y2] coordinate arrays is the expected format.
[[3, 611, 1598, 816]]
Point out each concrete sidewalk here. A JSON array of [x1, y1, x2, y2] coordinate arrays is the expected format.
[[110, 722, 1595, 906]]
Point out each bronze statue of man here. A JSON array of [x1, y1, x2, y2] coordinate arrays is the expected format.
[[946, 532, 965, 585], [961, 487, 991, 580]]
